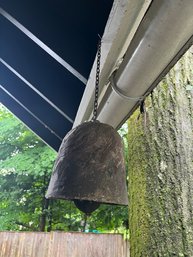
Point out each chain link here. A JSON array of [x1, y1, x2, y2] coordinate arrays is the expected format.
[[92, 40, 101, 121]]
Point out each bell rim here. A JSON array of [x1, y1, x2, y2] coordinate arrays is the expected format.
[[45, 193, 128, 206]]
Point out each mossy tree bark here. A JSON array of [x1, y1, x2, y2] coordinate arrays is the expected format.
[[128, 48, 193, 257]]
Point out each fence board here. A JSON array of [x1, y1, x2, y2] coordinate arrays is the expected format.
[[0, 232, 128, 257]]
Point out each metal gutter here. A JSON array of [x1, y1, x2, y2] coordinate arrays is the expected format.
[[74, 0, 193, 128], [73, 0, 152, 127]]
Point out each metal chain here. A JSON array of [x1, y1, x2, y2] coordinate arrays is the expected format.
[[92, 40, 101, 121]]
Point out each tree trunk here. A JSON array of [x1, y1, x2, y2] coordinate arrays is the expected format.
[[128, 48, 193, 257], [47, 200, 53, 232], [39, 198, 49, 232], [39, 171, 50, 232]]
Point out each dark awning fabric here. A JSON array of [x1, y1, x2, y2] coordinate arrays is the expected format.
[[0, 0, 113, 150]]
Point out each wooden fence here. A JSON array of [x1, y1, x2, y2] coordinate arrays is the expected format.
[[0, 232, 129, 257]]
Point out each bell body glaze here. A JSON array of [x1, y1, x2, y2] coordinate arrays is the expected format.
[[46, 121, 128, 207]]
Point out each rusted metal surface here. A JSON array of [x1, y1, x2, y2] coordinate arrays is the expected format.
[[46, 121, 128, 210], [0, 232, 128, 257]]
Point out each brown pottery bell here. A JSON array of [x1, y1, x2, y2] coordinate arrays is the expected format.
[[46, 121, 128, 214]]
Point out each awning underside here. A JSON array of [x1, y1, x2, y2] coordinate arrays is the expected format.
[[1, 0, 193, 151], [0, 0, 113, 150]]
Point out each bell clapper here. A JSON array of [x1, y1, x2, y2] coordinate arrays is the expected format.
[[74, 199, 100, 215]]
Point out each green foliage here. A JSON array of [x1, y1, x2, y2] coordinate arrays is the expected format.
[[0, 105, 128, 233], [88, 204, 128, 233], [0, 105, 56, 230]]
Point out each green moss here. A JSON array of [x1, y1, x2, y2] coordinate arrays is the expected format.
[[127, 48, 193, 256], [128, 111, 150, 257]]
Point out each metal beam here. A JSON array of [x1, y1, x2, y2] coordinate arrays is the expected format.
[[0, 84, 63, 141], [0, 8, 87, 85], [0, 58, 74, 124]]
